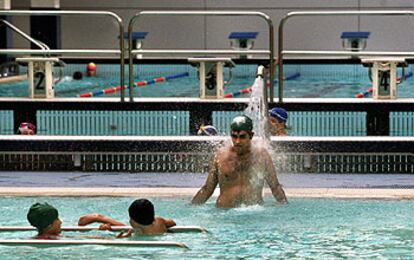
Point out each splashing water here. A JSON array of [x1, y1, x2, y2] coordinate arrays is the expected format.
[[243, 71, 275, 192], [243, 75, 267, 140], [243, 72, 288, 183]]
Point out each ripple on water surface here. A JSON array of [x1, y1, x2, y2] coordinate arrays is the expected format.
[[0, 197, 414, 259]]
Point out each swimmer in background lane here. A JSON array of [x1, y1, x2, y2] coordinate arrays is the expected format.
[[17, 122, 36, 135], [78, 199, 176, 237], [191, 115, 287, 208], [197, 124, 218, 136], [72, 71, 83, 80], [27, 203, 62, 239], [86, 62, 97, 77], [268, 107, 289, 136]]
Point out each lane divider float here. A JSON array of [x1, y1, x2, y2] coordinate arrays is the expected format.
[[79, 72, 189, 98], [224, 72, 300, 98]]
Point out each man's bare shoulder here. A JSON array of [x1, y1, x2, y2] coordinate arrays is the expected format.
[[252, 145, 271, 155], [154, 217, 176, 231], [215, 145, 232, 157]]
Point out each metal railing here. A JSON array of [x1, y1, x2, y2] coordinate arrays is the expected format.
[[0, 19, 49, 51], [277, 10, 414, 103], [128, 11, 275, 105], [0, 10, 126, 101], [1, 136, 414, 173]]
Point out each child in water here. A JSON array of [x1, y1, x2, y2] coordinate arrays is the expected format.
[[27, 202, 62, 239], [78, 198, 176, 237]]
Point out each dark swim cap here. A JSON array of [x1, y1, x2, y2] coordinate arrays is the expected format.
[[27, 203, 59, 232], [128, 199, 155, 226], [230, 115, 253, 132], [73, 71, 83, 80]]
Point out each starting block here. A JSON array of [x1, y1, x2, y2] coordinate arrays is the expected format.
[[341, 31, 370, 51], [362, 57, 406, 99], [188, 57, 235, 99], [16, 57, 61, 99]]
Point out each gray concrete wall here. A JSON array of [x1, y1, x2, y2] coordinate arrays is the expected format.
[[8, 0, 414, 52]]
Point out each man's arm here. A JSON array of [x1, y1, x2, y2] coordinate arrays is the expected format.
[[263, 150, 288, 204], [191, 154, 219, 204]]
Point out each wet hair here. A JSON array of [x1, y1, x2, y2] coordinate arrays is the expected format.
[[128, 199, 155, 226], [73, 71, 83, 80]]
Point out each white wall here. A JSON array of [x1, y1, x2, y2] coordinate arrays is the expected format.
[[9, 0, 414, 52]]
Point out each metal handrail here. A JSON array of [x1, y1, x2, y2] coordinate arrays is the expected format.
[[132, 49, 270, 56], [128, 11, 275, 105], [0, 49, 120, 55], [278, 10, 414, 103], [0, 10, 125, 102], [0, 19, 49, 51], [282, 50, 414, 57]]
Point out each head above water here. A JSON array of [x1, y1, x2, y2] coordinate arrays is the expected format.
[[197, 125, 218, 136], [18, 122, 36, 135], [230, 115, 253, 133], [27, 202, 59, 232], [128, 199, 155, 226], [269, 107, 288, 123]]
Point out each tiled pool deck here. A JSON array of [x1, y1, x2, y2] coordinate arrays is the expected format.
[[0, 187, 414, 200], [1, 172, 414, 199]]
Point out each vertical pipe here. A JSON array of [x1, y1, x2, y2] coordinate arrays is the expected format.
[[119, 21, 125, 102], [278, 17, 287, 104], [128, 20, 134, 102], [267, 17, 274, 104]]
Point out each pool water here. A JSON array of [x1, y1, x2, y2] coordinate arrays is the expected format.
[[1, 64, 413, 98], [1, 196, 414, 259]]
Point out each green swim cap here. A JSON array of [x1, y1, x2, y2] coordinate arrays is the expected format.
[[230, 115, 253, 132], [27, 203, 58, 232]]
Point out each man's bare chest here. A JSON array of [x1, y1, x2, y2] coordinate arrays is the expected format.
[[218, 155, 264, 182]]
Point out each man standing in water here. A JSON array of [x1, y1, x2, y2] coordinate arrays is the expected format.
[[192, 115, 287, 208]]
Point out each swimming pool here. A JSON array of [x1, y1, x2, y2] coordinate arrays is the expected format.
[[0, 196, 413, 259], [2, 63, 413, 137], [1, 64, 413, 98]]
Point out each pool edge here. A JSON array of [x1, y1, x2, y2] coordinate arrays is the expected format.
[[0, 187, 413, 200]]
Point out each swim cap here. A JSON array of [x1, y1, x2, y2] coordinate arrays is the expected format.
[[128, 199, 155, 226], [18, 122, 36, 134], [197, 125, 218, 136], [269, 107, 288, 122], [27, 203, 59, 232], [86, 63, 97, 77], [230, 115, 253, 132], [87, 62, 96, 71]]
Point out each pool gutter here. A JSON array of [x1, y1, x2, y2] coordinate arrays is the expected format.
[[0, 187, 413, 200]]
